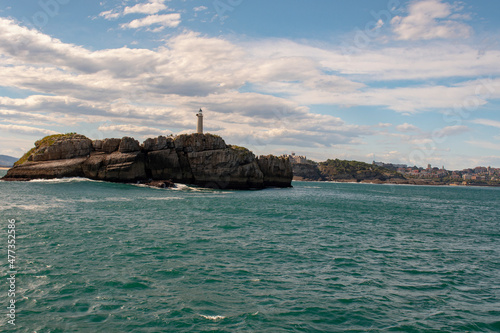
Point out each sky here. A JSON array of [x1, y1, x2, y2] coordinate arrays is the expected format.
[[1, 0, 500, 170]]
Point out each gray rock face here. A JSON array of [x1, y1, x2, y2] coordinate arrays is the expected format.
[[257, 155, 293, 187], [83, 151, 146, 182], [3, 133, 293, 190], [146, 149, 189, 181], [174, 133, 227, 152], [291, 163, 324, 181], [188, 148, 264, 189], [32, 135, 92, 162], [92, 140, 103, 151], [118, 137, 141, 153], [98, 138, 121, 153], [4, 157, 88, 180], [143, 136, 175, 151]]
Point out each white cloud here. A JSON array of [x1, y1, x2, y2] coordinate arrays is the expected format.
[[99, 10, 121, 20], [120, 13, 181, 29], [435, 125, 469, 137], [391, 0, 472, 40], [247, 38, 500, 82], [98, 1, 180, 31], [471, 118, 500, 129], [2, 17, 499, 115], [100, 0, 169, 19], [98, 124, 172, 136], [396, 123, 420, 132], [0, 124, 59, 136], [194, 6, 208, 12], [0, 17, 499, 161], [466, 140, 500, 151], [124, 0, 168, 15]]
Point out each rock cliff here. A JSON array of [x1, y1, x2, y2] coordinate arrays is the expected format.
[[3, 133, 293, 190], [292, 163, 325, 181], [257, 155, 293, 187]]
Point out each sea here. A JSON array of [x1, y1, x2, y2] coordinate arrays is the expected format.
[[1, 169, 499, 332]]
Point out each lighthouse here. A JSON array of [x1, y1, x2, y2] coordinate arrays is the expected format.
[[196, 109, 203, 134]]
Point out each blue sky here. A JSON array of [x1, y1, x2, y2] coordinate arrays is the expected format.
[[1, 0, 500, 169]]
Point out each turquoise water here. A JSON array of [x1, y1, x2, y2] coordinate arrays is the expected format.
[[1, 170, 500, 332]]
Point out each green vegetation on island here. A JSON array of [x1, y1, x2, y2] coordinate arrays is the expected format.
[[289, 157, 403, 182], [15, 133, 80, 166], [318, 159, 402, 182], [320, 159, 398, 176]]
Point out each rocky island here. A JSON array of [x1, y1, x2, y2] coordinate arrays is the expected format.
[[2, 133, 293, 190]]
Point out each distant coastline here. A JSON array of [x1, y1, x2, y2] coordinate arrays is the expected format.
[[286, 154, 500, 187], [292, 179, 500, 188]]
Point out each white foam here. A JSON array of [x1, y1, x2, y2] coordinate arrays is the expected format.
[[143, 197, 184, 201], [104, 197, 133, 202], [29, 177, 100, 183], [75, 198, 99, 203], [1, 203, 63, 212], [171, 184, 234, 194], [171, 183, 203, 191], [200, 314, 225, 321]]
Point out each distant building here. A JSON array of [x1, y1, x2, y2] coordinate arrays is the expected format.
[[286, 153, 310, 164], [373, 161, 407, 170], [436, 170, 448, 178], [474, 166, 487, 174]]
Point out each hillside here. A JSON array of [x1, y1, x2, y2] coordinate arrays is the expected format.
[[318, 159, 401, 182], [291, 158, 404, 183], [0, 155, 18, 167]]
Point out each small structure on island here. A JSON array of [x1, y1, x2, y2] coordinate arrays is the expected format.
[[196, 109, 203, 134]]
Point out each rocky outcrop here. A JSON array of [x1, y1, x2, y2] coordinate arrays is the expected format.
[[82, 151, 147, 182], [7, 157, 89, 180], [174, 133, 227, 152], [143, 136, 175, 151], [118, 137, 141, 153], [291, 163, 324, 181], [93, 138, 121, 153], [147, 149, 188, 182], [188, 147, 264, 189], [3, 133, 293, 190], [31, 134, 92, 162], [257, 155, 293, 187]]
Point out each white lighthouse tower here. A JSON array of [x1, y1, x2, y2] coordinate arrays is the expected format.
[[196, 109, 203, 134]]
